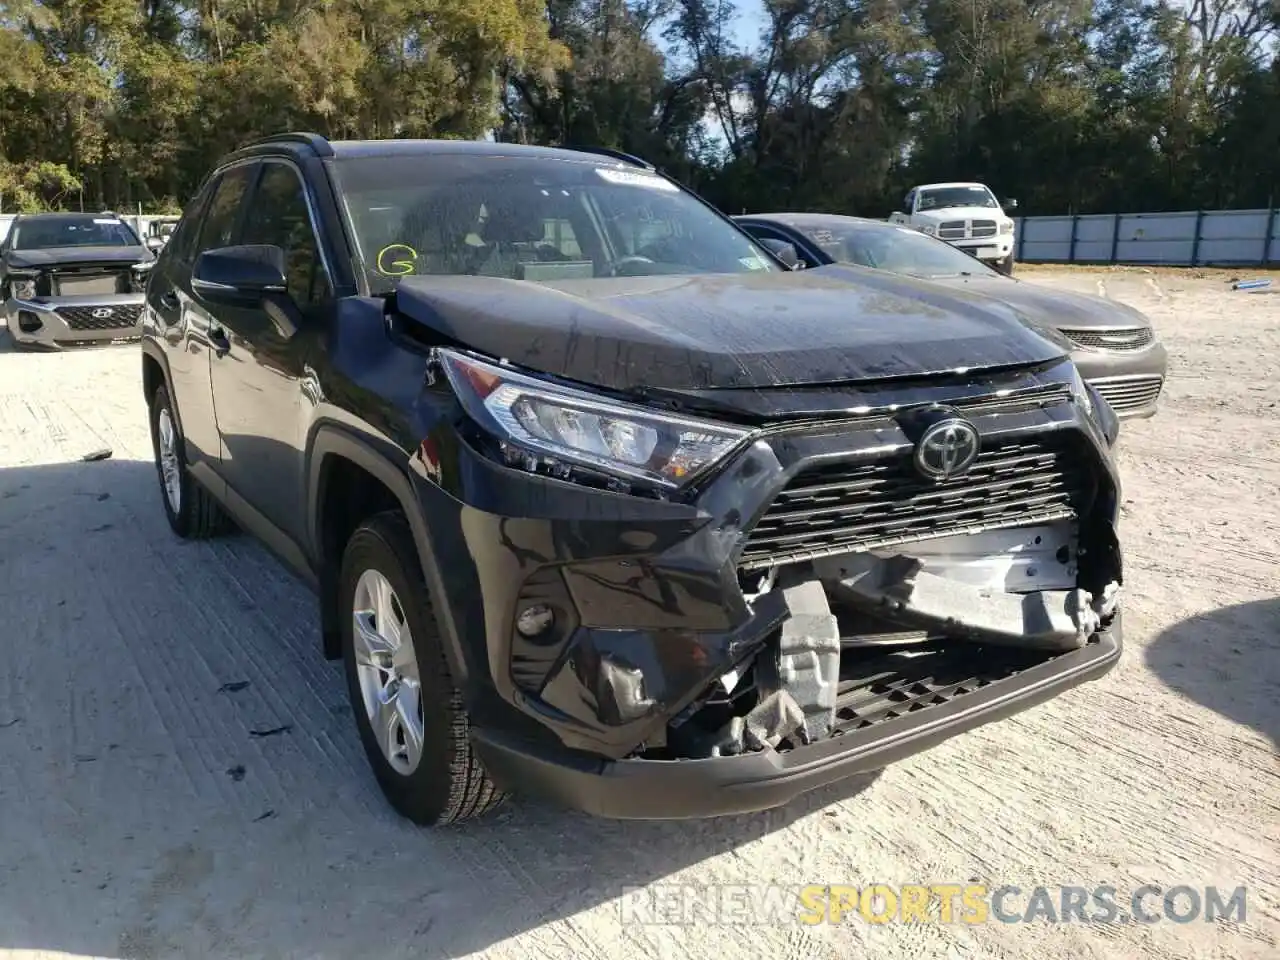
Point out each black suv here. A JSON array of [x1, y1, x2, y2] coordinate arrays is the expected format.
[[140, 133, 1125, 826]]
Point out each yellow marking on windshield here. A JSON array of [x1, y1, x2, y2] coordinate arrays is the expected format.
[[375, 243, 419, 276]]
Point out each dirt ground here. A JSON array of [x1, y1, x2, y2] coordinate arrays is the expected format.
[[0, 267, 1276, 960]]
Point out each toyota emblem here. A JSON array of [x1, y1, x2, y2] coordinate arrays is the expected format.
[[91, 307, 115, 319], [914, 418, 981, 480]]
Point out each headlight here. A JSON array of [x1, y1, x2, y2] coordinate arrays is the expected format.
[[999, 218, 1015, 235], [10, 278, 36, 299], [439, 349, 753, 491], [1067, 365, 1094, 418], [130, 261, 155, 291], [918, 223, 937, 236]]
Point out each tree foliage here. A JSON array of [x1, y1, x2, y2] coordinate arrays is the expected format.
[[1, 0, 1275, 214]]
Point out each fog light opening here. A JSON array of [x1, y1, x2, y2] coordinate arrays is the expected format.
[[17, 311, 43, 333], [515, 603, 555, 638]]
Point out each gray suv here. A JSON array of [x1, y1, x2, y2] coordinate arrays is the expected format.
[[1, 212, 155, 349]]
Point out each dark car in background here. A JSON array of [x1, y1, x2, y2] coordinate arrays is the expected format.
[[737, 213, 1168, 419], [1, 212, 155, 349]]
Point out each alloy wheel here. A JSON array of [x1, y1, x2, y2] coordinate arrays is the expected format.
[[352, 569, 425, 775], [156, 407, 182, 514]]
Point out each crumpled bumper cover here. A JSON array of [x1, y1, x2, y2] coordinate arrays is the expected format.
[[471, 614, 1121, 819]]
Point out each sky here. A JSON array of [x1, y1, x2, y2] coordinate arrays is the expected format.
[[650, 0, 767, 54], [728, 0, 767, 49]]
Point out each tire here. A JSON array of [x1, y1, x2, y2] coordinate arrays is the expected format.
[[994, 253, 1016, 276], [148, 384, 232, 539], [340, 510, 505, 826]]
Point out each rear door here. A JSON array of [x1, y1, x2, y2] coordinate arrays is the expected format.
[[209, 158, 332, 555], [149, 165, 255, 473]]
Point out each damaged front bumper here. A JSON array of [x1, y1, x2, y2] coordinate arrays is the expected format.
[[413, 360, 1124, 818], [472, 615, 1121, 818]]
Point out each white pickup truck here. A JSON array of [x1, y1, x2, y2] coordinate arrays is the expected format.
[[889, 182, 1018, 274]]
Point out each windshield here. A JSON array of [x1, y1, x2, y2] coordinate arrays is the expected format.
[[916, 186, 998, 212], [795, 219, 1003, 280], [10, 215, 141, 250], [330, 154, 777, 292]]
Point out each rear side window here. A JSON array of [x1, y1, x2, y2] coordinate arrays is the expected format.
[[240, 162, 329, 308], [194, 165, 255, 257]]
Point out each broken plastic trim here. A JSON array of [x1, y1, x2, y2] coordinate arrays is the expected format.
[[667, 516, 1121, 760]]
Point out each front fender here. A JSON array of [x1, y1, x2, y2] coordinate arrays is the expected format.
[[305, 420, 472, 690]]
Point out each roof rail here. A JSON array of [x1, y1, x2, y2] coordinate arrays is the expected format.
[[559, 145, 655, 171], [236, 131, 335, 158]]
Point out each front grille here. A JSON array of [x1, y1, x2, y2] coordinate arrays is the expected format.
[[57, 303, 143, 330], [1061, 327, 1154, 351], [775, 640, 1070, 752], [936, 219, 998, 240], [1089, 375, 1163, 412], [738, 434, 1094, 569]]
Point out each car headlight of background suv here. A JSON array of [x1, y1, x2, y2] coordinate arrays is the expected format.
[[8, 277, 36, 299], [999, 218, 1015, 235], [918, 223, 937, 236], [439, 348, 753, 494]]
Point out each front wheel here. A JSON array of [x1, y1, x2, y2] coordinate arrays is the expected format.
[[992, 253, 1016, 276], [340, 510, 505, 826], [148, 385, 231, 538]]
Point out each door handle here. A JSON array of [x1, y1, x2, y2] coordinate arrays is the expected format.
[[209, 325, 231, 357]]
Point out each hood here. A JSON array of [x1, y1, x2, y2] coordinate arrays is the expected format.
[[3, 245, 152, 269], [392, 268, 1068, 393], [911, 274, 1152, 331], [914, 206, 1006, 223]]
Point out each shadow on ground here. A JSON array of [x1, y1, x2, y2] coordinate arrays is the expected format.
[[0, 457, 882, 960], [1145, 597, 1280, 748]]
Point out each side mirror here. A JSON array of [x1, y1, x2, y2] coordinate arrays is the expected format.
[[1005, 198, 1019, 210], [193, 245, 288, 305], [759, 237, 801, 270], [145, 236, 166, 252]]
